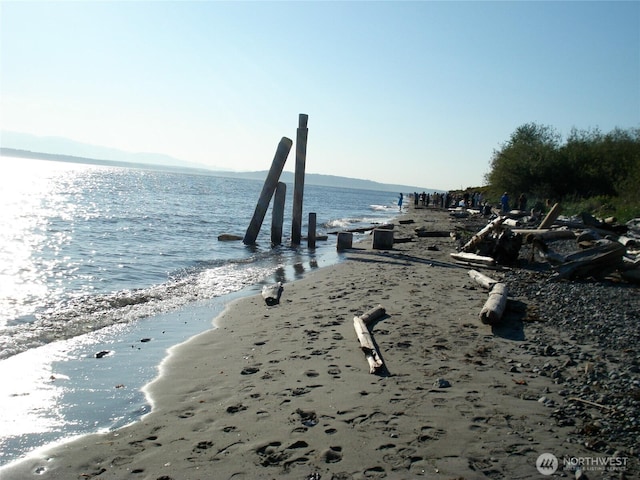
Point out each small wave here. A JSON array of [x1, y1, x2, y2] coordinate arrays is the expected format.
[[370, 204, 394, 211], [0, 262, 277, 360]]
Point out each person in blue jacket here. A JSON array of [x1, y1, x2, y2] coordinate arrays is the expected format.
[[500, 192, 510, 213]]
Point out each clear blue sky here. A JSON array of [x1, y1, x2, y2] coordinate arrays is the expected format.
[[1, 1, 638, 190]]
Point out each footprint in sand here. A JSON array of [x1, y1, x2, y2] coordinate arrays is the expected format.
[[241, 366, 260, 375], [320, 446, 343, 463], [193, 440, 214, 452]]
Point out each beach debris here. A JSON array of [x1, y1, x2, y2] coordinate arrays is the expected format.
[[468, 269, 498, 289], [94, 350, 111, 359], [295, 408, 318, 427], [452, 215, 522, 266], [261, 282, 283, 306], [479, 283, 508, 325], [353, 304, 386, 374], [550, 239, 626, 281], [433, 378, 451, 388], [460, 216, 507, 253], [414, 228, 450, 237], [450, 252, 496, 267], [217, 233, 243, 241]]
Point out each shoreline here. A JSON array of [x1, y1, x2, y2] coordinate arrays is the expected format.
[[2, 206, 638, 479]]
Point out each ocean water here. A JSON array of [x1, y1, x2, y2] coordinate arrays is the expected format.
[[0, 156, 399, 466]]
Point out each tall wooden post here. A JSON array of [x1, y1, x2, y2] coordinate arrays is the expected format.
[[271, 182, 286, 246], [291, 114, 308, 245], [308, 212, 317, 249], [243, 137, 292, 245]]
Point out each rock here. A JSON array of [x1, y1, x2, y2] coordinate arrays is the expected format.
[[433, 378, 451, 388]]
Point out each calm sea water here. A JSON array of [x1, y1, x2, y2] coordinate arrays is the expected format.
[[0, 156, 399, 466]]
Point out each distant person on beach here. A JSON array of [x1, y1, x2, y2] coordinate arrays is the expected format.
[[501, 192, 510, 213], [518, 193, 527, 211], [398, 193, 403, 211]]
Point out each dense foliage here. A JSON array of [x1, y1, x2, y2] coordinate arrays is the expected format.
[[485, 123, 640, 220]]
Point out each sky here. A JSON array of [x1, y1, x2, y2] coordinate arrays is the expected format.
[[1, 1, 638, 191]]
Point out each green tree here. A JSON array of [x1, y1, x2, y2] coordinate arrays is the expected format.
[[486, 123, 562, 199]]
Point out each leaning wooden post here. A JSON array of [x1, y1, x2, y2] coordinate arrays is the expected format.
[[243, 137, 292, 245], [271, 182, 286, 246], [291, 114, 308, 246], [308, 212, 317, 249], [538, 202, 562, 229]]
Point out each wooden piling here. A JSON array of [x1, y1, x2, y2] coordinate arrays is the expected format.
[[372, 228, 394, 249], [271, 182, 286, 246], [243, 137, 292, 245], [337, 232, 353, 250], [291, 114, 308, 246], [308, 212, 316, 249]]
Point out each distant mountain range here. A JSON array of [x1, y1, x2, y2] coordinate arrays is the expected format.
[[0, 131, 442, 193]]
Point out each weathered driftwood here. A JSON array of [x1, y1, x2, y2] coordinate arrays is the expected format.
[[450, 252, 496, 267], [551, 240, 626, 280], [261, 282, 283, 306], [480, 282, 508, 325], [469, 269, 498, 289], [414, 229, 451, 238], [461, 216, 506, 252], [514, 228, 576, 243], [218, 233, 243, 241], [359, 304, 386, 325], [617, 235, 638, 248], [538, 202, 562, 229], [353, 305, 386, 374], [394, 237, 413, 244]]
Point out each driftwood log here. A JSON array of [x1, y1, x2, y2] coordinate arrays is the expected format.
[[261, 282, 283, 306], [218, 233, 243, 241], [461, 216, 507, 252], [514, 229, 576, 243], [469, 269, 498, 289], [353, 305, 386, 374], [415, 229, 451, 238], [551, 240, 626, 280], [480, 282, 508, 325], [451, 252, 496, 267]]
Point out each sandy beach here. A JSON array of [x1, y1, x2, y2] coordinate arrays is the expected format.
[[3, 206, 637, 479]]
